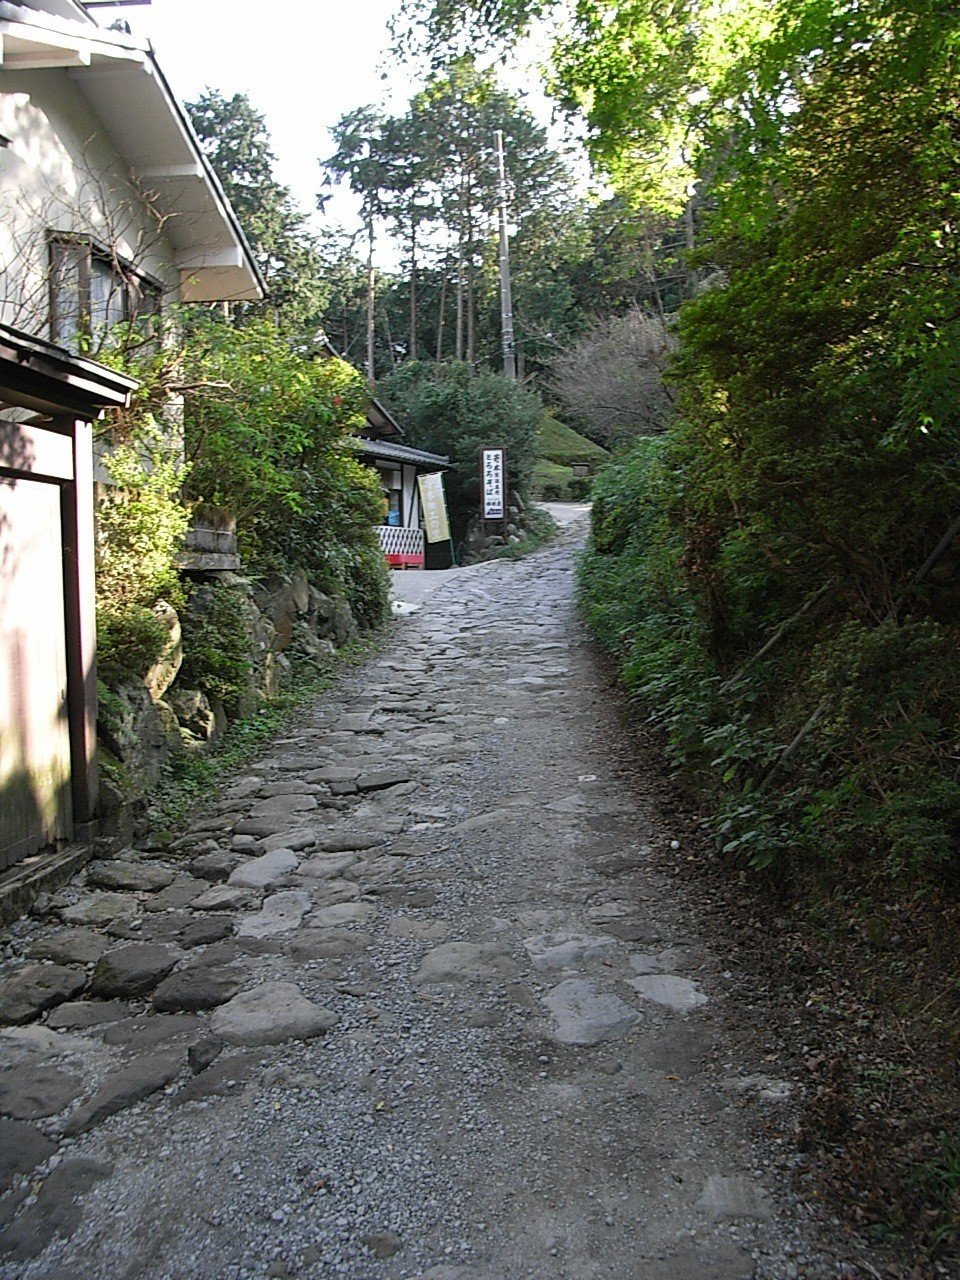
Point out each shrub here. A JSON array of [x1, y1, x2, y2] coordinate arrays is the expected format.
[[94, 426, 189, 611], [179, 580, 252, 714], [96, 604, 169, 685], [179, 315, 388, 625], [550, 311, 676, 444]]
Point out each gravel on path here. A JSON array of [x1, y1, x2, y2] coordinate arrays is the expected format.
[[0, 515, 874, 1278]]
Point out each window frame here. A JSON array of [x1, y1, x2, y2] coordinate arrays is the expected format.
[[48, 232, 163, 349]]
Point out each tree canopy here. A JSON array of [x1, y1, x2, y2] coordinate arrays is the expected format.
[[187, 89, 328, 332]]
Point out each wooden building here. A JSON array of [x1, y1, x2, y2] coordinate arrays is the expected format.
[[0, 324, 136, 869]]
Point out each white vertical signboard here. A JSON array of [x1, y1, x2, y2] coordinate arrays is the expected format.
[[417, 472, 451, 543], [481, 447, 506, 521]]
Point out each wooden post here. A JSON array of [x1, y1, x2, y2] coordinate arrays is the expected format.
[[59, 416, 99, 829]]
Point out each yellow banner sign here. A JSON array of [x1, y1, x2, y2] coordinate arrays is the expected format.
[[417, 471, 451, 544]]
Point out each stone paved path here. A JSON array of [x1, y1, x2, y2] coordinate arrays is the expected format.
[[0, 516, 850, 1279]]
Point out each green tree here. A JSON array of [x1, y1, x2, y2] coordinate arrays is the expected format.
[[322, 58, 573, 376], [322, 106, 397, 381], [187, 89, 326, 332]]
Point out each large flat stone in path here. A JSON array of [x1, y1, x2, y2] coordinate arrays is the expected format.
[[542, 979, 640, 1045], [313, 766, 360, 784], [46, 1001, 128, 1030], [310, 879, 361, 908], [523, 932, 619, 972], [0, 964, 87, 1025], [188, 851, 240, 883], [0, 1158, 113, 1261], [308, 901, 377, 929], [101, 1014, 198, 1050], [284, 929, 372, 960], [356, 768, 412, 792], [60, 892, 139, 927], [141, 877, 206, 912], [89, 944, 178, 999], [209, 982, 339, 1045], [0, 1118, 56, 1191], [627, 974, 709, 1013], [227, 848, 298, 889], [26, 929, 110, 967], [237, 890, 311, 938], [248, 794, 318, 818], [234, 817, 298, 838], [414, 942, 519, 985], [337, 713, 377, 732], [178, 918, 234, 949], [152, 967, 244, 1013], [62, 1053, 181, 1136], [315, 828, 385, 854], [0, 1063, 83, 1118], [298, 851, 359, 880], [86, 860, 174, 893], [192, 885, 257, 912], [261, 830, 315, 853]]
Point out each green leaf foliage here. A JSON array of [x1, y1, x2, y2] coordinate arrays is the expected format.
[[94, 425, 190, 612], [96, 604, 170, 686], [579, 4, 960, 893], [187, 90, 328, 332], [180, 315, 389, 621]]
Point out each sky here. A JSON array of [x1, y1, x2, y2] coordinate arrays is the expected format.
[[87, 0, 568, 238]]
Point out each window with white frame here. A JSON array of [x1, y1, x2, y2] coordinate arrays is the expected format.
[[49, 235, 161, 351]]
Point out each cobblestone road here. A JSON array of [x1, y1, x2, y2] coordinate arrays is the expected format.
[[0, 516, 855, 1279]]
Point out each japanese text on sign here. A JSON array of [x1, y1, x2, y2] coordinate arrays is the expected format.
[[482, 447, 505, 520], [417, 471, 451, 544]]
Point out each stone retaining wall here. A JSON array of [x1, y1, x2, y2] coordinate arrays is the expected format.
[[96, 567, 360, 836]]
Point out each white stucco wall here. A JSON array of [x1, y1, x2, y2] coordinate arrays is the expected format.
[[0, 67, 180, 341]]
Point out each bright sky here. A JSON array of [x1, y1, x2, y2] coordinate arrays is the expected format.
[[89, 0, 568, 239], [89, 0, 409, 229]]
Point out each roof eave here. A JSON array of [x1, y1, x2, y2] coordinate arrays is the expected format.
[[0, 320, 138, 417], [0, 5, 265, 302]]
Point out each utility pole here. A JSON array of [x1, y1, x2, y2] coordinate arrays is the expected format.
[[365, 216, 376, 385], [494, 129, 516, 381]]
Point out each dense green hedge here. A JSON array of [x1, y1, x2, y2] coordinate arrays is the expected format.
[[94, 315, 389, 688], [180, 316, 389, 623], [581, 433, 960, 882], [579, 8, 960, 885]]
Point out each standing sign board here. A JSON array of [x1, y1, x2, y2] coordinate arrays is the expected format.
[[417, 471, 451, 544], [481, 446, 507, 541]]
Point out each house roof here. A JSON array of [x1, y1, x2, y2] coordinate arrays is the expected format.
[[364, 395, 404, 439], [0, 319, 137, 417], [0, 0, 265, 302], [356, 436, 451, 472]]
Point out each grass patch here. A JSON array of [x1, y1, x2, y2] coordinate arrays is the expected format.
[[533, 413, 608, 501], [538, 412, 610, 467]]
